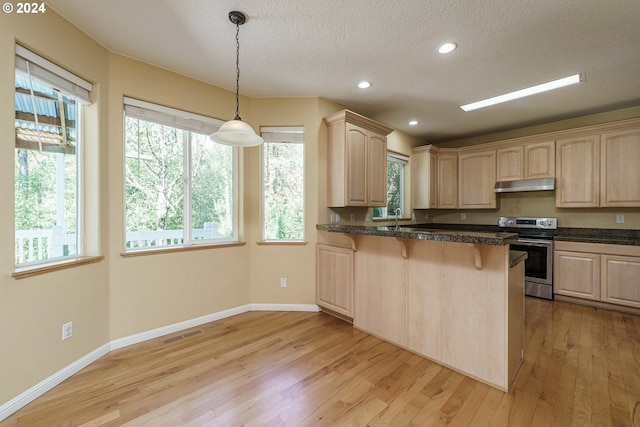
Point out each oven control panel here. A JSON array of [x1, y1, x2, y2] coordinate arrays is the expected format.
[[498, 217, 557, 229]]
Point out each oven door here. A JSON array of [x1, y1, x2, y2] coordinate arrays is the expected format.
[[510, 238, 554, 299]]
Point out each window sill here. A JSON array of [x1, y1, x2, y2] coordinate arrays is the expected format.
[[121, 241, 246, 257], [12, 255, 105, 279], [256, 241, 307, 246]]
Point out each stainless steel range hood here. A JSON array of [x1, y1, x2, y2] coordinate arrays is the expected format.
[[493, 178, 555, 193]]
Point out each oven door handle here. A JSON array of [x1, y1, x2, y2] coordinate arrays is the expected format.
[[516, 238, 553, 247]]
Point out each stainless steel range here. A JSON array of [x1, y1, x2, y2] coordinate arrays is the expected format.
[[498, 217, 557, 300]]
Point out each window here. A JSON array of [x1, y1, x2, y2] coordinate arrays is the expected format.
[[124, 98, 236, 251], [372, 152, 408, 219], [261, 127, 304, 241], [14, 46, 92, 267]]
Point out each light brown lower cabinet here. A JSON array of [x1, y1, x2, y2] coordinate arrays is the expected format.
[[316, 244, 354, 318], [601, 254, 640, 308], [554, 250, 601, 300], [554, 241, 640, 310]]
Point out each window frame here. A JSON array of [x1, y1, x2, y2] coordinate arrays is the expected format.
[[372, 151, 408, 220], [122, 97, 239, 253], [13, 46, 92, 269], [260, 126, 305, 243]]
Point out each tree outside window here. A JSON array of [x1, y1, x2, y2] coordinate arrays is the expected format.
[[14, 47, 91, 266], [373, 152, 408, 219], [124, 99, 236, 250], [261, 127, 304, 241]]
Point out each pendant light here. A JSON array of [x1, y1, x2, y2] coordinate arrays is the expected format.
[[210, 11, 264, 147]]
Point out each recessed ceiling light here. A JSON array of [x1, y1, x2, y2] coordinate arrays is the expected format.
[[460, 73, 583, 112], [438, 42, 458, 54], [409, 120, 418, 126], [358, 81, 372, 89]]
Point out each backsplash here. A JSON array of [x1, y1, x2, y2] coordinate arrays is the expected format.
[[416, 192, 640, 229]]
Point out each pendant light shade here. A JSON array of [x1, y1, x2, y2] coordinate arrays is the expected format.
[[210, 11, 263, 147], [211, 119, 264, 147]]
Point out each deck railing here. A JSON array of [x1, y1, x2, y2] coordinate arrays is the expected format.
[[15, 222, 223, 264]]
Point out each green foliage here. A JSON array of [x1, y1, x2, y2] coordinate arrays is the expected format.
[[124, 118, 234, 239], [372, 159, 403, 219], [14, 149, 77, 231], [263, 141, 304, 240], [387, 161, 402, 212]]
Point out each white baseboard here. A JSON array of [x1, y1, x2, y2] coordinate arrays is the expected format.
[[250, 303, 320, 312], [0, 343, 110, 422], [109, 304, 252, 351], [0, 303, 320, 422]]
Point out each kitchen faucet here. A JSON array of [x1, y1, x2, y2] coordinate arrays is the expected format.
[[395, 207, 402, 229]]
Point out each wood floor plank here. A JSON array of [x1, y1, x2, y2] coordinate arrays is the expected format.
[[1, 299, 640, 427]]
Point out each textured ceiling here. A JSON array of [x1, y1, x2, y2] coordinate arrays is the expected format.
[[45, 0, 640, 142]]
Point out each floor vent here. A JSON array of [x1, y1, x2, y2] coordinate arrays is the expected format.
[[183, 330, 203, 338], [162, 329, 203, 345]]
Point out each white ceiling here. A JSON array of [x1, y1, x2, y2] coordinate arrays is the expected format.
[[45, 0, 640, 142]]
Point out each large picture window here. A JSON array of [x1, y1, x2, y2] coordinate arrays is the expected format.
[[261, 127, 304, 241], [124, 98, 237, 251], [14, 46, 92, 267]]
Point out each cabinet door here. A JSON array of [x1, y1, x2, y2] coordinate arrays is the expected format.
[[368, 131, 388, 207], [496, 146, 523, 181], [411, 149, 436, 209], [345, 124, 368, 206], [316, 245, 354, 317], [601, 255, 640, 308], [556, 135, 600, 207], [554, 250, 600, 300], [600, 128, 640, 207], [437, 153, 457, 208], [458, 150, 497, 208], [524, 141, 555, 179]]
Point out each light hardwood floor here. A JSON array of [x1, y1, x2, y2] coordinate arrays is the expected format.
[[1, 298, 639, 426]]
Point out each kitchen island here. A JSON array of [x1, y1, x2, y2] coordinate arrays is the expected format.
[[316, 224, 525, 391]]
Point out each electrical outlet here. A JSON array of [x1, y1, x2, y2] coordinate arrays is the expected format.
[[365, 213, 371, 221], [461, 213, 467, 220], [335, 214, 341, 222], [350, 213, 355, 222], [280, 277, 287, 288], [616, 214, 624, 224], [62, 322, 73, 340]]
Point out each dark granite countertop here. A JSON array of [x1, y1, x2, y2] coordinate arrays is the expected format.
[[414, 223, 640, 246], [509, 250, 528, 268], [316, 224, 518, 246], [555, 227, 640, 246]]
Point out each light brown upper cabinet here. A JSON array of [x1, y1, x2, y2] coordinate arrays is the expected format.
[[555, 135, 600, 207], [600, 128, 640, 207], [524, 141, 555, 179], [411, 146, 458, 210], [556, 125, 640, 208], [458, 149, 497, 209], [496, 146, 524, 181], [496, 141, 555, 182], [411, 145, 438, 209], [437, 150, 458, 209], [324, 110, 393, 207]]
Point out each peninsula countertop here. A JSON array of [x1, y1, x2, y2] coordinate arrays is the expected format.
[[316, 224, 518, 246]]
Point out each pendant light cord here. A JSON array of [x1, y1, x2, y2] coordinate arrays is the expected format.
[[234, 21, 241, 120]]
